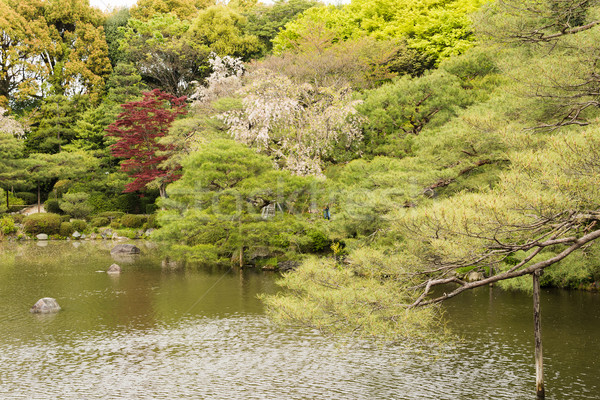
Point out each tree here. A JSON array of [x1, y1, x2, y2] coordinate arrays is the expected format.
[[0, 108, 28, 208], [130, 0, 214, 21], [188, 5, 262, 60], [273, 0, 485, 65], [0, 0, 112, 106], [25, 151, 100, 212], [220, 69, 364, 175], [155, 139, 316, 264], [26, 95, 90, 154], [244, 0, 321, 54], [107, 89, 188, 198], [103, 7, 131, 67], [120, 13, 209, 95]]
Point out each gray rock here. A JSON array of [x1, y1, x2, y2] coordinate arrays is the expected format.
[[72, 231, 81, 239], [110, 244, 141, 255], [107, 263, 122, 274], [144, 228, 155, 237], [466, 270, 485, 282], [30, 297, 61, 313], [36, 233, 48, 240], [80, 233, 86, 239]]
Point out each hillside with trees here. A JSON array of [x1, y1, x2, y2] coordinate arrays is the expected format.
[[1, 0, 600, 363]]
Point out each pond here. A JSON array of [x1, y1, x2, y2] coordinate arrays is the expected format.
[[0, 241, 598, 399]]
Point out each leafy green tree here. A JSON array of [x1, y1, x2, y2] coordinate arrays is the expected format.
[[130, 0, 214, 21], [0, 108, 28, 208], [120, 13, 209, 95], [244, 0, 321, 53], [273, 0, 485, 65], [0, 0, 112, 106], [59, 192, 92, 219], [189, 5, 262, 60], [67, 63, 147, 154], [25, 151, 100, 212], [25, 95, 90, 154], [358, 70, 473, 156], [104, 7, 131, 67], [155, 139, 315, 264]]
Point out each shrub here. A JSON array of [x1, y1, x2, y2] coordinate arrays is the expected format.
[[97, 211, 124, 221], [0, 216, 16, 235], [16, 192, 37, 204], [306, 229, 331, 253], [71, 219, 87, 233], [91, 217, 110, 227], [59, 193, 92, 219], [23, 213, 61, 235], [146, 214, 158, 229], [11, 214, 24, 223], [121, 214, 146, 228], [61, 215, 72, 222], [110, 221, 120, 229], [44, 199, 62, 214], [59, 222, 74, 237]]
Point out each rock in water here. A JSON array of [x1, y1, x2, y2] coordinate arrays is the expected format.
[[30, 298, 61, 313], [110, 244, 141, 255], [107, 263, 121, 274]]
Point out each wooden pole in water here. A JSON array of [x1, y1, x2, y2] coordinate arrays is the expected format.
[[533, 270, 545, 399]]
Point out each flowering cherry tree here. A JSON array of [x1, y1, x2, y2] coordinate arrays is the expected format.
[[107, 89, 187, 198], [220, 69, 364, 175]]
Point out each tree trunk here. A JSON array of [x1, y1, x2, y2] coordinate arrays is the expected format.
[[533, 270, 545, 399]]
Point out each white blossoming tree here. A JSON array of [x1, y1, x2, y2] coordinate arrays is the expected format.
[[220, 69, 364, 175]]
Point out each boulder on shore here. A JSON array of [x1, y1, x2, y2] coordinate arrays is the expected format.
[[30, 297, 61, 313], [36, 234, 48, 240], [107, 263, 121, 274], [110, 244, 140, 255]]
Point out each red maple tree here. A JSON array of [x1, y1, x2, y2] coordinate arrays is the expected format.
[[107, 89, 187, 198]]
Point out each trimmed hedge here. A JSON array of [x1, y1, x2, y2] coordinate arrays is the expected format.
[[23, 213, 61, 235], [121, 214, 146, 228], [59, 222, 74, 237], [71, 219, 87, 233], [91, 217, 110, 227]]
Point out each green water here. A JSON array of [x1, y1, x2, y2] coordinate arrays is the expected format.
[[0, 241, 598, 399]]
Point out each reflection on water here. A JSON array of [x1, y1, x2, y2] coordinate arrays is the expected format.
[[0, 241, 598, 399]]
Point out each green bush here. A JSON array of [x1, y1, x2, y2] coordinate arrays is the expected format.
[[0, 216, 17, 235], [59, 222, 74, 237], [16, 192, 37, 204], [23, 213, 61, 235], [110, 221, 120, 229], [11, 214, 24, 223], [121, 214, 146, 228], [59, 193, 92, 219], [146, 214, 158, 229], [97, 211, 124, 220], [61, 215, 71, 222], [91, 217, 110, 227], [44, 199, 62, 214], [71, 219, 87, 233], [306, 229, 332, 253]]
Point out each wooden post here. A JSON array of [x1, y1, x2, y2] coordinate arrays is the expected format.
[[533, 270, 545, 399]]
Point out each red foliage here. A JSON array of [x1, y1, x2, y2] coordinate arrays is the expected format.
[[107, 89, 187, 194]]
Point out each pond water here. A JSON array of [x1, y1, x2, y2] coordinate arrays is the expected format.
[[0, 241, 598, 399]]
